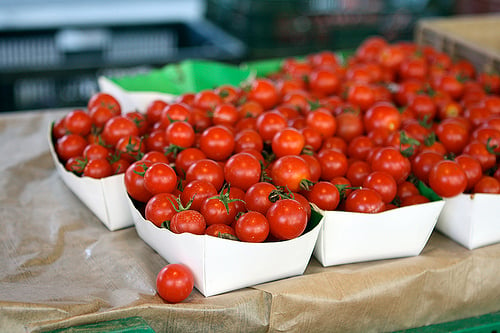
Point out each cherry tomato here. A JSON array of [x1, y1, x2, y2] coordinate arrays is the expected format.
[[400, 194, 430, 207], [306, 181, 340, 211], [473, 176, 500, 194], [82, 158, 113, 179], [247, 78, 279, 110], [317, 149, 348, 180], [115, 135, 146, 163], [370, 146, 411, 184], [156, 263, 194, 303], [64, 109, 92, 136], [244, 182, 277, 215], [52, 118, 68, 140], [56, 134, 88, 162], [346, 159, 372, 187], [165, 121, 195, 148], [102, 116, 139, 147], [435, 119, 470, 155], [65, 156, 86, 175], [234, 211, 270, 243], [194, 90, 223, 111], [142, 151, 169, 164], [110, 157, 130, 175], [300, 126, 323, 152], [124, 160, 154, 203], [305, 108, 337, 139], [300, 153, 322, 182], [347, 136, 375, 161], [428, 160, 467, 198], [408, 94, 437, 122], [256, 111, 288, 142], [411, 151, 443, 185], [345, 188, 385, 213], [462, 140, 497, 171], [200, 191, 239, 226], [212, 103, 239, 127], [234, 129, 264, 153], [214, 85, 241, 104], [308, 69, 340, 96], [180, 179, 218, 212], [87, 92, 121, 116], [143, 162, 177, 195], [185, 159, 225, 192], [272, 127, 305, 157], [198, 125, 235, 161], [362, 171, 397, 203], [335, 109, 364, 142], [266, 199, 307, 240], [364, 102, 401, 133], [346, 83, 375, 112], [144, 129, 168, 153], [397, 181, 420, 200], [83, 143, 111, 161], [145, 192, 179, 227], [170, 209, 206, 235], [224, 152, 261, 191], [205, 224, 237, 239], [145, 99, 168, 124], [271, 155, 311, 192], [174, 147, 206, 177], [455, 154, 483, 192]]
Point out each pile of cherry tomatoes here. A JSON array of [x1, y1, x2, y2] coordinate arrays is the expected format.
[[53, 36, 500, 244]]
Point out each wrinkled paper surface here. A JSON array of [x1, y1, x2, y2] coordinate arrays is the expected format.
[[1, 109, 499, 332]]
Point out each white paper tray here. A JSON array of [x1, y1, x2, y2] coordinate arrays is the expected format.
[[313, 201, 445, 266], [48, 128, 133, 231], [436, 193, 500, 250]]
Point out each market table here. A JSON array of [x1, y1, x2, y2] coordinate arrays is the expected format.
[[1, 109, 499, 333]]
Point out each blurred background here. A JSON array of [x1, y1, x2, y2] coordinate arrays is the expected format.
[[0, 0, 498, 112]]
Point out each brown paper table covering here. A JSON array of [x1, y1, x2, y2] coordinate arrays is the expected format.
[[0, 109, 499, 333]]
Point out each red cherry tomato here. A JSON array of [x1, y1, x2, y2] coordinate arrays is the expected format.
[[143, 162, 177, 195], [198, 125, 235, 161], [345, 188, 385, 213], [224, 152, 261, 191], [145, 193, 180, 228], [234, 211, 270, 243], [428, 160, 467, 198], [156, 264, 194, 303], [306, 181, 340, 211], [271, 155, 311, 192], [362, 171, 398, 204], [266, 199, 308, 240]]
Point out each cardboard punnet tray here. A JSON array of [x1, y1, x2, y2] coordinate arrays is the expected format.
[[436, 193, 500, 250], [313, 200, 445, 266], [48, 128, 133, 231], [415, 14, 500, 73]]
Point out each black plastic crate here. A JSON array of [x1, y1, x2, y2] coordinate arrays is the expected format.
[[206, 0, 454, 59], [0, 20, 246, 112]]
